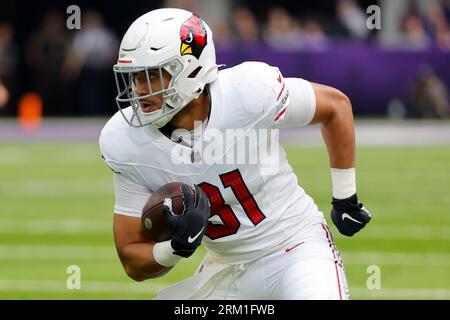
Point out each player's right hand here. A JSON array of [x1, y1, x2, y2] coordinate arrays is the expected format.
[[164, 184, 210, 258], [330, 193, 371, 236]]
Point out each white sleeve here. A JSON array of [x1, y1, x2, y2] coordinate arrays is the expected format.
[[275, 78, 316, 128], [113, 173, 151, 217]]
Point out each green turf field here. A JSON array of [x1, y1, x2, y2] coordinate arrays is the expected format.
[[1, 142, 449, 299]]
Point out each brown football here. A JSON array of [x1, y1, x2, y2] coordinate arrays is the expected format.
[[141, 182, 194, 242]]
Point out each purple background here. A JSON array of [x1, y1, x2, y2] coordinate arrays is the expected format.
[[216, 43, 450, 115]]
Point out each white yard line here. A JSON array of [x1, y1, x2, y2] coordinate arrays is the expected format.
[[0, 279, 169, 294], [0, 181, 112, 197], [281, 122, 450, 146], [351, 288, 450, 299], [341, 251, 450, 267], [0, 245, 115, 260], [356, 225, 450, 240], [0, 219, 111, 234], [1, 119, 450, 145], [2, 218, 449, 240], [0, 154, 99, 165], [0, 279, 449, 299], [1, 245, 450, 267]]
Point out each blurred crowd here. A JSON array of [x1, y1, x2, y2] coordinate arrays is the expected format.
[[0, 9, 119, 117], [393, 1, 450, 50], [166, 0, 371, 51], [0, 0, 449, 118], [169, 0, 450, 50]]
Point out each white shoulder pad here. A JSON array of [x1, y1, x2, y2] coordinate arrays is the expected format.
[[218, 62, 289, 128]]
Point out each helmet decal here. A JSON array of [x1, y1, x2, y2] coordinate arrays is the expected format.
[[179, 14, 207, 59]]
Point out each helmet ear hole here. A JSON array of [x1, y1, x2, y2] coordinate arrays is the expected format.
[[170, 95, 183, 107], [188, 66, 203, 79]]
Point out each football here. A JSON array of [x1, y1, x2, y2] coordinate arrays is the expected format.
[[141, 182, 194, 242]]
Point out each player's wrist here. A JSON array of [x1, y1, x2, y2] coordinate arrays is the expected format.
[[170, 238, 198, 258], [152, 240, 183, 267], [332, 193, 358, 210], [331, 168, 356, 199]]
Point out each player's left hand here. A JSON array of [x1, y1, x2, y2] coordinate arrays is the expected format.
[[167, 184, 210, 258], [331, 193, 371, 236]]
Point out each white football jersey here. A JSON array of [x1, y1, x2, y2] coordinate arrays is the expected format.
[[100, 61, 323, 264]]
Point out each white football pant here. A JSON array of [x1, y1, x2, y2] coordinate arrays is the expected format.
[[156, 218, 350, 300], [199, 220, 350, 300]]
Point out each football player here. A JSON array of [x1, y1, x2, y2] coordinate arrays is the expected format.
[[99, 8, 371, 299]]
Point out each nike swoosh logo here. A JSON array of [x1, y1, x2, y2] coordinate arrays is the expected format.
[[285, 241, 305, 253], [342, 213, 363, 224], [188, 227, 205, 243]]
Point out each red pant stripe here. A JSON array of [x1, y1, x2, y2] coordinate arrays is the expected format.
[[321, 224, 342, 300]]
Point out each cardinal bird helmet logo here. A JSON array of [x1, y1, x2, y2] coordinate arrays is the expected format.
[[179, 14, 207, 59]]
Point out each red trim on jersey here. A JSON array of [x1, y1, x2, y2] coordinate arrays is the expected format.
[[117, 59, 132, 63], [276, 82, 286, 101], [274, 106, 287, 122], [285, 241, 305, 253], [276, 74, 282, 83], [321, 224, 343, 300]]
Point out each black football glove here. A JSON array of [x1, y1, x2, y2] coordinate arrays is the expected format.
[[331, 193, 371, 237], [164, 184, 210, 258]]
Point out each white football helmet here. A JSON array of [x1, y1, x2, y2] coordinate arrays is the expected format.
[[113, 8, 218, 128]]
